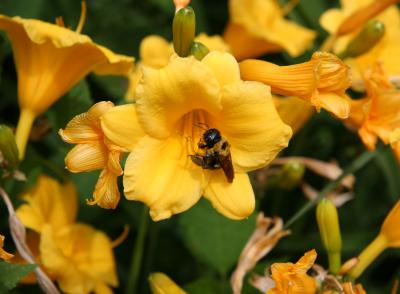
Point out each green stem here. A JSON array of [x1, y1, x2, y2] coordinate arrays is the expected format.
[[284, 150, 378, 229], [125, 206, 149, 294], [328, 251, 341, 274]]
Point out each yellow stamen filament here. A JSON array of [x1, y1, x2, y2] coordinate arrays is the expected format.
[[337, 0, 399, 36], [281, 0, 300, 16], [55, 16, 65, 27], [111, 225, 130, 248], [75, 0, 87, 34]]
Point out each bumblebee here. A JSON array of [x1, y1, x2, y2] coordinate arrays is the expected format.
[[190, 128, 234, 183]]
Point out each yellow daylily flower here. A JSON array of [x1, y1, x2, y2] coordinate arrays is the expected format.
[[59, 101, 130, 209], [149, 273, 187, 294], [125, 33, 230, 101], [240, 52, 352, 119], [16, 175, 118, 294], [267, 249, 318, 294], [224, 0, 316, 60], [0, 15, 134, 159], [345, 64, 400, 159], [320, 0, 400, 84], [17, 175, 77, 233], [349, 201, 400, 279], [273, 96, 314, 134], [0, 234, 14, 261], [102, 51, 292, 221]]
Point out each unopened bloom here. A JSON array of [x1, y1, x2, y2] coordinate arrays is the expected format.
[[267, 249, 318, 294], [348, 201, 400, 279], [320, 0, 400, 85], [346, 64, 400, 159], [59, 101, 130, 209], [240, 52, 352, 118], [149, 273, 187, 294], [102, 51, 292, 221], [0, 14, 134, 159], [125, 34, 230, 101], [16, 175, 118, 294], [0, 234, 14, 261], [224, 0, 316, 60]]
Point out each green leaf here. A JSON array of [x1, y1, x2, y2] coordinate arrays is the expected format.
[[178, 199, 256, 276], [49, 79, 93, 130], [184, 276, 228, 294], [0, 262, 36, 292]]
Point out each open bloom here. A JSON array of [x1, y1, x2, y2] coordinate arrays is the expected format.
[[16, 175, 118, 294], [320, 0, 400, 85], [125, 33, 230, 101], [267, 249, 318, 294], [0, 234, 14, 261], [240, 52, 352, 118], [224, 0, 316, 60], [101, 51, 292, 220], [345, 64, 400, 159], [59, 101, 126, 209], [0, 14, 134, 159], [348, 201, 400, 279]]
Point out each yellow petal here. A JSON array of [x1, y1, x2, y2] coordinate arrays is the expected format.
[[319, 8, 345, 34], [136, 56, 221, 139], [318, 93, 351, 119], [195, 33, 231, 53], [295, 249, 318, 272], [0, 235, 14, 261], [59, 101, 114, 144], [149, 273, 187, 294], [140, 35, 173, 68], [201, 51, 240, 87], [381, 201, 400, 247], [123, 136, 206, 221], [100, 104, 146, 151], [16, 176, 77, 233], [210, 81, 292, 172], [204, 172, 255, 220], [89, 168, 121, 209], [65, 143, 108, 172]]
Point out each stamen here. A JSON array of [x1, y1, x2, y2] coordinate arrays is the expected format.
[[111, 225, 130, 248], [75, 0, 87, 34], [55, 16, 65, 27]]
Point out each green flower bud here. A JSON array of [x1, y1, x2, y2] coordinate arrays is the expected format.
[[172, 6, 195, 57], [316, 199, 342, 274], [276, 161, 305, 190], [340, 20, 385, 59], [190, 42, 209, 60], [0, 125, 19, 170]]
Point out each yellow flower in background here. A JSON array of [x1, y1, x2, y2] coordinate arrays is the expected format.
[[224, 0, 316, 60], [149, 273, 187, 294], [346, 64, 400, 159], [240, 52, 352, 119], [59, 101, 128, 209], [342, 282, 367, 294], [320, 0, 400, 85], [348, 201, 400, 279], [16, 175, 118, 294], [0, 234, 14, 261], [125, 33, 230, 101], [273, 96, 314, 134], [267, 249, 317, 294], [102, 52, 292, 221], [0, 14, 134, 159]]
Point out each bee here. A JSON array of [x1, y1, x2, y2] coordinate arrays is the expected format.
[[190, 128, 234, 183]]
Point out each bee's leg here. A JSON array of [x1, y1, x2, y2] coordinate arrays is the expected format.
[[189, 154, 205, 167]]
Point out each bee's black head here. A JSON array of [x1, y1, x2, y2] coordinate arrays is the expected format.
[[202, 128, 221, 148]]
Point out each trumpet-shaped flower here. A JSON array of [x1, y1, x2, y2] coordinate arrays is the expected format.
[[16, 175, 118, 294], [59, 101, 130, 209], [0, 15, 134, 159], [125, 34, 230, 101], [267, 249, 318, 294], [101, 52, 292, 221], [149, 272, 187, 294], [240, 52, 352, 118], [345, 64, 400, 159], [224, 0, 316, 60], [320, 0, 400, 85], [0, 234, 14, 261]]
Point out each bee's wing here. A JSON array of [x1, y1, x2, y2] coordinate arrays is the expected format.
[[218, 152, 234, 183]]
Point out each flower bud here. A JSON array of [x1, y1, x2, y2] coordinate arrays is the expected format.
[[172, 6, 195, 57], [0, 125, 19, 170], [340, 20, 385, 59], [276, 161, 305, 190], [316, 198, 342, 274], [190, 42, 209, 60], [149, 272, 187, 294]]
